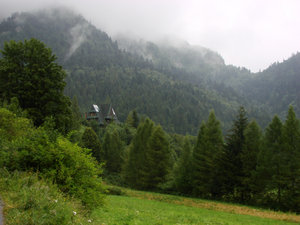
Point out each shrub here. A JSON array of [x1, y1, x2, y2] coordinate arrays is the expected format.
[[0, 108, 106, 209], [0, 169, 94, 225]]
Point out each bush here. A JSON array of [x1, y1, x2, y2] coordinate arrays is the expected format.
[[106, 186, 125, 196], [0, 108, 106, 209], [0, 169, 94, 225]]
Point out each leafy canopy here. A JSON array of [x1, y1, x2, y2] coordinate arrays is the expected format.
[[0, 38, 72, 134]]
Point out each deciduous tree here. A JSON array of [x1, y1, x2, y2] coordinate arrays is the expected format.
[[0, 39, 72, 133]]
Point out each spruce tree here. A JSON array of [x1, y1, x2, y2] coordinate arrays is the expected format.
[[255, 115, 284, 208], [205, 110, 224, 198], [81, 127, 102, 162], [147, 125, 172, 189], [102, 130, 124, 173], [221, 106, 248, 202], [240, 120, 262, 203], [70, 96, 82, 130], [126, 110, 139, 128], [281, 106, 300, 211], [192, 122, 208, 196], [174, 137, 193, 194], [123, 118, 154, 189], [192, 110, 224, 198]]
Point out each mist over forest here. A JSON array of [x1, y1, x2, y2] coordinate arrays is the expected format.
[[1, 3, 300, 224]]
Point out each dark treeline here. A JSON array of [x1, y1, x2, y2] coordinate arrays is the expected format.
[[88, 106, 300, 213]]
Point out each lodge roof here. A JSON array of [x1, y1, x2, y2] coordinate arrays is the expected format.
[[86, 104, 118, 126]]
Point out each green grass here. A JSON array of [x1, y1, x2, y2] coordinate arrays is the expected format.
[[1, 170, 299, 225], [121, 188, 300, 223], [92, 195, 297, 225], [0, 170, 94, 225]]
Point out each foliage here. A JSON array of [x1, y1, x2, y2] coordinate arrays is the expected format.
[[239, 120, 262, 202], [280, 106, 300, 211], [0, 169, 94, 225], [173, 137, 193, 194], [123, 118, 155, 189], [0, 38, 73, 134], [126, 109, 139, 128], [102, 129, 125, 173], [220, 106, 249, 201], [255, 115, 284, 208], [239, 53, 300, 118], [147, 125, 172, 189], [123, 118, 172, 190], [0, 108, 105, 209], [81, 127, 102, 162], [192, 110, 224, 198]]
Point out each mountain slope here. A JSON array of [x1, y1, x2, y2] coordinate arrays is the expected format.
[[237, 53, 300, 118], [117, 35, 300, 119], [0, 8, 270, 134]]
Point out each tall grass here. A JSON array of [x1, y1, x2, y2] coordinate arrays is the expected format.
[[0, 169, 96, 225]]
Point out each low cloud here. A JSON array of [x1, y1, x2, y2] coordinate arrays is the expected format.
[[1, 0, 300, 72], [65, 22, 90, 60]]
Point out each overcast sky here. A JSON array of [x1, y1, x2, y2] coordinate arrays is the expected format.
[[1, 0, 300, 72]]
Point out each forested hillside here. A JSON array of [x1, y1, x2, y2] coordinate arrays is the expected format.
[[238, 53, 300, 118], [0, 8, 272, 134], [117, 36, 300, 120], [1, 13, 300, 215]]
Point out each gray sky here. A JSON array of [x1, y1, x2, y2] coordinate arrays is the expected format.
[[1, 0, 300, 72]]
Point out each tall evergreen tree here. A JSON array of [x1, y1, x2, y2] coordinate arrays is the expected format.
[[102, 130, 124, 173], [205, 110, 224, 198], [123, 118, 154, 189], [81, 127, 102, 162], [255, 115, 284, 208], [192, 122, 208, 197], [281, 106, 300, 211], [221, 106, 248, 202], [147, 125, 172, 189], [240, 120, 262, 203], [174, 137, 193, 194], [126, 110, 139, 128], [192, 110, 224, 198]]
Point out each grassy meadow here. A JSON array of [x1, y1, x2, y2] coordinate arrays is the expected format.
[[90, 187, 300, 225], [2, 176, 300, 225]]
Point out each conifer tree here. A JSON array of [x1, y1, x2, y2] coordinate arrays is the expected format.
[[221, 106, 248, 202], [205, 110, 224, 198], [123, 118, 154, 189], [81, 127, 102, 162], [70, 96, 82, 130], [240, 120, 262, 202], [192, 122, 207, 196], [174, 137, 193, 194], [281, 106, 300, 211], [126, 110, 139, 128], [255, 115, 284, 208], [102, 130, 124, 173], [192, 110, 224, 198], [147, 125, 172, 189]]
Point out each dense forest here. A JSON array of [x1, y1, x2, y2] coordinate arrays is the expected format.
[[0, 8, 300, 217], [0, 8, 282, 135]]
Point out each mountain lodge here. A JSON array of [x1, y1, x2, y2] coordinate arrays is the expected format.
[[85, 104, 118, 126]]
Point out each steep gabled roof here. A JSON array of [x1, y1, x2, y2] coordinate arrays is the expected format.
[[87, 104, 118, 125]]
